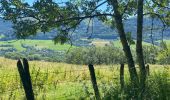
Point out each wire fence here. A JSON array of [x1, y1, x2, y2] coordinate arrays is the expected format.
[[0, 67, 111, 78], [0, 66, 115, 99], [1, 61, 170, 100]]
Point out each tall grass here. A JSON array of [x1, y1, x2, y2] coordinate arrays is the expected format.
[[102, 69, 170, 100], [0, 57, 169, 99]]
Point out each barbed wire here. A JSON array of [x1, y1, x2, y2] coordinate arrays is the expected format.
[[0, 66, 111, 70], [0, 67, 112, 78]]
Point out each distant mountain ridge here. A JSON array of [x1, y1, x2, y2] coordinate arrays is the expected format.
[[0, 17, 169, 42]]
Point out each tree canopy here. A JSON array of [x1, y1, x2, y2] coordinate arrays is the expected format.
[[0, 0, 169, 43]]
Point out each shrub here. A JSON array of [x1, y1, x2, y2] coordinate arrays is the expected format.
[[143, 45, 158, 64], [65, 45, 126, 65], [102, 67, 170, 99], [28, 54, 41, 60], [4, 52, 24, 59], [157, 49, 170, 64]]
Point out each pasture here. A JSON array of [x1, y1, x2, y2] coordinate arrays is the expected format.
[[0, 57, 170, 99], [0, 40, 73, 51]]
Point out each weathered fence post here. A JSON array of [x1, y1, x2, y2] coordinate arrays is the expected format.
[[146, 64, 150, 76], [17, 58, 34, 100], [88, 64, 101, 100], [120, 64, 124, 90]]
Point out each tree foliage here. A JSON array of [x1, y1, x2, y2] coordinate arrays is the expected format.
[[66, 45, 126, 65], [0, 0, 169, 44]]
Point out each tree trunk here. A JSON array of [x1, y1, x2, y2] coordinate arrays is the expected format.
[[136, 0, 146, 97], [110, 0, 139, 88]]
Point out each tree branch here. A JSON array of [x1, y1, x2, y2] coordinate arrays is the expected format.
[[121, 0, 130, 16], [151, 0, 170, 9], [91, 0, 107, 13], [54, 13, 114, 23]]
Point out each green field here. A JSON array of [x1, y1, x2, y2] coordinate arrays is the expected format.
[[91, 39, 152, 48], [157, 40, 170, 45], [0, 39, 74, 51], [0, 39, 165, 52], [0, 57, 170, 99]]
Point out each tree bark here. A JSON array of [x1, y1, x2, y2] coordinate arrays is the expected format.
[[136, 0, 146, 97], [109, 0, 139, 89]]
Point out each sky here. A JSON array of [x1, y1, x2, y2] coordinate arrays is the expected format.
[[25, 0, 68, 5], [24, 0, 107, 10], [24, 0, 35, 5]]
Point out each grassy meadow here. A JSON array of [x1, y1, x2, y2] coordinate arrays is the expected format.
[[0, 39, 156, 52], [91, 39, 152, 48], [0, 57, 170, 99], [0, 39, 74, 51]]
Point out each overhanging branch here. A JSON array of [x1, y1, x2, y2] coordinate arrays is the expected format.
[[54, 13, 114, 23], [151, 0, 170, 9]]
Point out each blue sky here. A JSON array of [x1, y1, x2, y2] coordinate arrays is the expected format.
[[25, 0, 106, 10], [24, 0, 35, 4], [25, 0, 67, 5]]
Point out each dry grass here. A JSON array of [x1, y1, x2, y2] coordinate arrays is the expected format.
[[90, 40, 111, 47], [0, 57, 170, 99]]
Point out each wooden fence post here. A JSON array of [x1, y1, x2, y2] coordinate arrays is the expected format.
[[146, 64, 150, 76], [88, 64, 101, 100], [17, 58, 35, 100], [120, 64, 124, 90]]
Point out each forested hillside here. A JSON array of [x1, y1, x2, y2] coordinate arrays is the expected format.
[[0, 17, 170, 43]]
